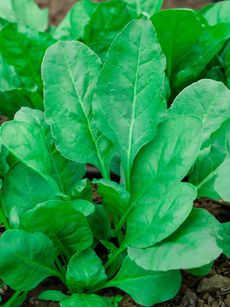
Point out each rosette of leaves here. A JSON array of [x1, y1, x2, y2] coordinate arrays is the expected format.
[[0, 18, 227, 307]]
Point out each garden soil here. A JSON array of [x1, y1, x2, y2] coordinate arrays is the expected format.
[[1, 1, 229, 306]]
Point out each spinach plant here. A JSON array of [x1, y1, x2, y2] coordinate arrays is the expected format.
[[0, 17, 228, 306]]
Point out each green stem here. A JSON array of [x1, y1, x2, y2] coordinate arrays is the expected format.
[[104, 242, 127, 270], [55, 257, 66, 280], [113, 215, 123, 245], [4, 290, 22, 307], [114, 204, 134, 236], [0, 197, 9, 230]]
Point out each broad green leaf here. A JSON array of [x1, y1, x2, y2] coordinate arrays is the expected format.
[[167, 79, 230, 149], [0, 230, 58, 291], [20, 200, 93, 256], [42, 41, 112, 177], [190, 119, 230, 198], [1, 108, 85, 195], [0, 0, 48, 31], [129, 208, 222, 271], [201, 1, 230, 25], [220, 222, 230, 258], [131, 116, 202, 204], [71, 199, 95, 216], [38, 290, 68, 302], [94, 19, 166, 190], [126, 183, 196, 248], [0, 24, 54, 91], [107, 256, 181, 306], [173, 23, 230, 91], [124, 0, 163, 17], [94, 179, 130, 216], [54, 0, 97, 40], [151, 9, 205, 78], [60, 294, 113, 307], [66, 249, 107, 292], [3, 163, 56, 227], [83, 0, 132, 58]]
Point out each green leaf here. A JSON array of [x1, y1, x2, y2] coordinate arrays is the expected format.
[[124, 0, 163, 17], [94, 179, 130, 216], [88, 205, 111, 241], [60, 293, 113, 307], [0, 0, 48, 31], [151, 9, 205, 78], [188, 262, 213, 277], [94, 19, 166, 190], [70, 178, 93, 200], [215, 159, 230, 201], [0, 88, 43, 117], [42, 41, 112, 178], [126, 183, 196, 248], [129, 208, 222, 271], [66, 249, 107, 292], [83, 0, 132, 59], [1, 108, 85, 195], [71, 199, 95, 217], [220, 222, 230, 258], [174, 23, 230, 91], [38, 290, 68, 302], [131, 116, 202, 205], [201, 1, 230, 25], [0, 229, 58, 291], [20, 200, 93, 256], [0, 24, 54, 91], [167, 79, 230, 149], [3, 163, 56, 227], [54, 0, 97, 40], [107, 256, 181, 306], [190, 119, 230, 198]]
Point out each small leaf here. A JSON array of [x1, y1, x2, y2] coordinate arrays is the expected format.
[[0, 0, 48, 31], [71, 199, 95, 216], [1, 108, 85, 195], [88, 205, 112, 241], [94, 179, 130, 216], [94, 18, 166, 189], [215, 160, 230, 201], [20, 200, 93, 256], [66, 249, 107, 292], [0, 24, 54, 90], [0, 230, 57, 291], [3, 163, 57, 227], [54, 0, 97, 40], [83, 0, 132, 58], [188, 262, 213, 277], [220, 222, 230, 259], [38, 290, 68, 302], [201, 1, 230, 25], [129, 208, 222, 271], [107, 256, 181, 306], [124, 0, 163, 17], [60, 293, 113, 307]]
